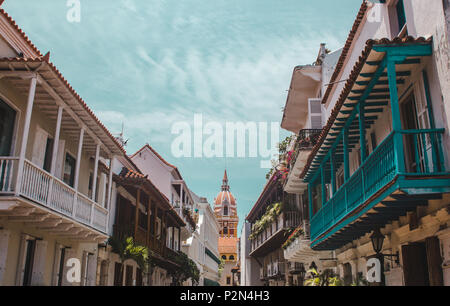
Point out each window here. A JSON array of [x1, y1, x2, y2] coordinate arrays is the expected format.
[[63, 153, 76, 187], [88, 172, 100, 201], [223, 227, 228, 236], [229, 255, 235, 261], [312, 183, 322, 215], [396, 0, 406, 32], [370, 132, 377, 153], [43, 137, 54, 172], [226, 276, 231, 285], [389, 0, 407, 36], [22, 239, 37, 286], [223, 205, 228, 216], [222, 255, 227, 260], [114, 262, 123, 286], [0, 99, 16, 156]]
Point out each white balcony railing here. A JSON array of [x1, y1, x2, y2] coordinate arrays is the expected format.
[[0, 157, 18, 193], [0, 157, 108, 233]]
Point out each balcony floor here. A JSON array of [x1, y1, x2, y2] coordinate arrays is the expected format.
[[0, 196, 107, 242], [311, 174, 450, 250]]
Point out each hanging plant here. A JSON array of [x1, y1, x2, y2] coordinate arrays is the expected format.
[[282, 225, 305, 249], [249, 202, 283, 240]]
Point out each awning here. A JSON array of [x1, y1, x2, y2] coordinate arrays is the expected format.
[[281, 65, 321, 134]]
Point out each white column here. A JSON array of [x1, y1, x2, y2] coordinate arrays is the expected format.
[[106, 157, 114, 209], [47, 106, 63, 206], [72, 127, 84, 218], [74, 127, 85, 192], [50, 106, 63, 175], [15, 76, 37, 195], [92, 143, 100, 201], [180, 184, 184, 207]]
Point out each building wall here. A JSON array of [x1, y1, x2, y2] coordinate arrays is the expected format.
[[0, 223, 97, 286], [240, 222, 263, 286]]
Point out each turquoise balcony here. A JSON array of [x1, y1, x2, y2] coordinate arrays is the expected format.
[[304, 37, 450, 250]]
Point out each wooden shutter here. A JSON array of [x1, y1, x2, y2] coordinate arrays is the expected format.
[[86, 253, 97, 286], [308, 98, 323, 129], [55, 140, 65, 179], [32, 126, 48, 168], [113, 262, 123, 286], [0, 230, 10, 284], [61, 249, 77, 286], [402, 243, 429, 286], [30, 240, 48, 285], [426, 237, 444, 286]]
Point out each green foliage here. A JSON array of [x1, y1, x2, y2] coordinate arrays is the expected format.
[[218, 258, 225, 278], [108, 235, 151, 271], [351, 273, 369, 286], [249, 202, 283, 240], [108, 235, 152, 285], [304, 268, 343, 287], [282, 226, 304, 249], [168, 251, 200, 286]]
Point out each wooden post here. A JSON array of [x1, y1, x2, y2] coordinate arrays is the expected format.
[[74, 127, 85, 192], [387, 57, 406, 173], [135, 189, 141, 239], [147, 197, 151, 247], [50, 106, 63, 175], [15, 76, 37, 195], [358, 102, 367, 163], [343, 128, 350, 182], [106, 157, 114, 209], [92, 143, 100, 201], [72, 127, 84, 218]]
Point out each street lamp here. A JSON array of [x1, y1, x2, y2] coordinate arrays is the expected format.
[[370, 228, 385, 254], [370, 228, 400, 264]]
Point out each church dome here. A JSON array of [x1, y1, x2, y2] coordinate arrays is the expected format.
[[214, 170, 237, 215]]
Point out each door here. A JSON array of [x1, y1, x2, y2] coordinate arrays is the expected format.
[[0, 100, 16, 191], [402, 243, 430, 286], [425, 237, 444, 286], [125, 265, 133, 286], [113, 262, 123, 286], [22, 239, 36, 286], [401, 93, 420, 172], [0, 99, 16, 156]]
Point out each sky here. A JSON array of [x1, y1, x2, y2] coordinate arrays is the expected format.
[[4, 0, 362, 233]]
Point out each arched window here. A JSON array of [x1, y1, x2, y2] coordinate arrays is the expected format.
[[223, 227, 228, 235], [229, 255, 235, 261], [222, 255, 227, 260], [223, 206, 228, 216]]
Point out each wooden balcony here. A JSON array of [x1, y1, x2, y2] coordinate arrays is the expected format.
[[249, 211, 300, 257], [309, 129, 449, 250], [0, 158, 108, 234]]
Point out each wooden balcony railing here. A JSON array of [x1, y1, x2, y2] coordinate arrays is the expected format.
[[0, 157, 108, 233], [250, 211, 300, 252], [310, 129, 447, 241]]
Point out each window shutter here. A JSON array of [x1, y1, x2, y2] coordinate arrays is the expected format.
[[61, 249, 77, 286], [86, 253, 97, 286], [55, 140, 65, 179], [32, 126, 48, 168], [402, 243, 429, 286], [308, 98, 323, 129], [426, 237, 444, 286], [0, 230, 10, 284], [30, 240, 48, 285]]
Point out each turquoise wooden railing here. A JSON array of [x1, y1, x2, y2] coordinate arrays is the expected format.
[[310, 129, 446, 241]]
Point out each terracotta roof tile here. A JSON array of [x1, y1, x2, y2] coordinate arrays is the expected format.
[[301, 36, 433, 179]]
